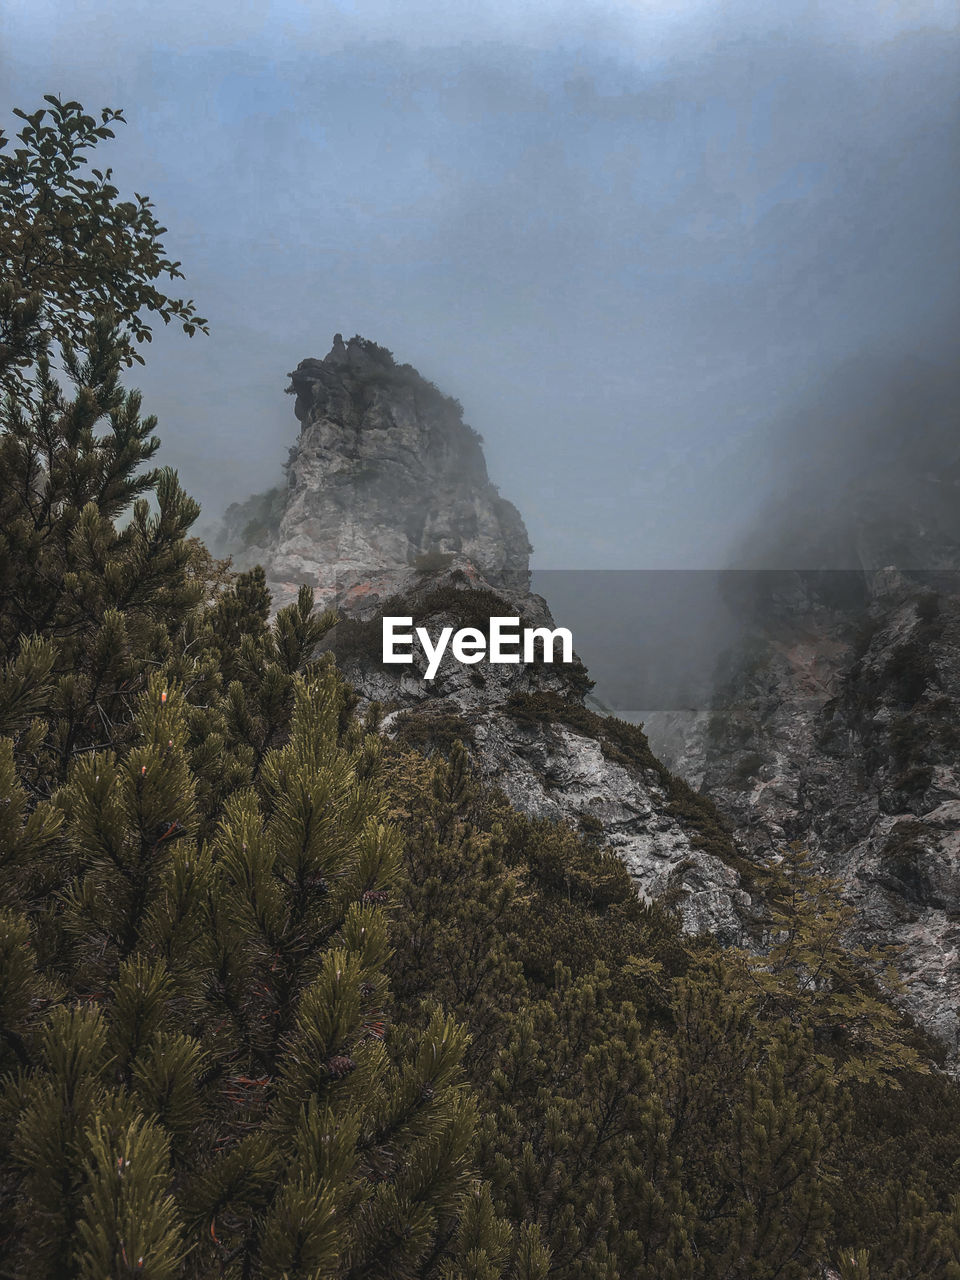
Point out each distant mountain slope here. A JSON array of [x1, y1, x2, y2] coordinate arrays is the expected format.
[[658, 353, 960, 1060]]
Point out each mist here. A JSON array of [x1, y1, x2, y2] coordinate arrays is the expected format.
[[3, 0, 958, 573]]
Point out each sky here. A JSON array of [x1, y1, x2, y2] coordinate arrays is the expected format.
[[3, 0, 958, 568]]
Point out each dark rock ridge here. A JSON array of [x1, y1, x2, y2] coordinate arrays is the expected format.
[[217, 336, 753, 942], [319, 561, 753, 943]]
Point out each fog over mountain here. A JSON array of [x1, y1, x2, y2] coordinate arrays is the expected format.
[[9, 8, 960, 1261], [4, 0, 957, 571]]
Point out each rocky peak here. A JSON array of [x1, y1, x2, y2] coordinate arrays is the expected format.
[[220, 335, 531, 610]]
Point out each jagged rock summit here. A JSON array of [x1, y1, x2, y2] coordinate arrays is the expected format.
[[219, 339, 960, 1064], [219, 335, 531, 610]]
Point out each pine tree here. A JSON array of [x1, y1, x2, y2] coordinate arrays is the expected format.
[[0, 320, 204, 791], [0, 664, 507, 1277], [380, 735, 956, 1279], [382, 742, 698, 1278], [387, 742, 524, 1073], [832, 1185, 960, 1280], [478, 962, 697, 1280], [0, 88, 533, 1279], [665, 961, 834, 1278]]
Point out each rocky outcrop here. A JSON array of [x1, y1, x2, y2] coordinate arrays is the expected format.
[[654, 351, 960, 1060], [217, 336, 753, 943], [218, 335, 531, 610], [219, 337, 960, 1058], [467, 712, 750, 940]]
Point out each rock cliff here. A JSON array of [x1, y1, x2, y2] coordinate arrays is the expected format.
[[649, 350, 960, 1060], [220, 337, 960, 1058]]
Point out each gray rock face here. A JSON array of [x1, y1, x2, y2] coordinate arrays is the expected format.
[[217, 336, 751, 944], [662, 569, 960, 1060], [467, 715, 750, 940], [219, 336, 530, 610]]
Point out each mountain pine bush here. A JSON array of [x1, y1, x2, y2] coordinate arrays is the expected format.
[[0, 317, 544, 1275], [380, 739, 960, 1279]]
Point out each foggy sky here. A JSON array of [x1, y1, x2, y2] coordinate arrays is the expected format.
[[3, 0, 958, 569]]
